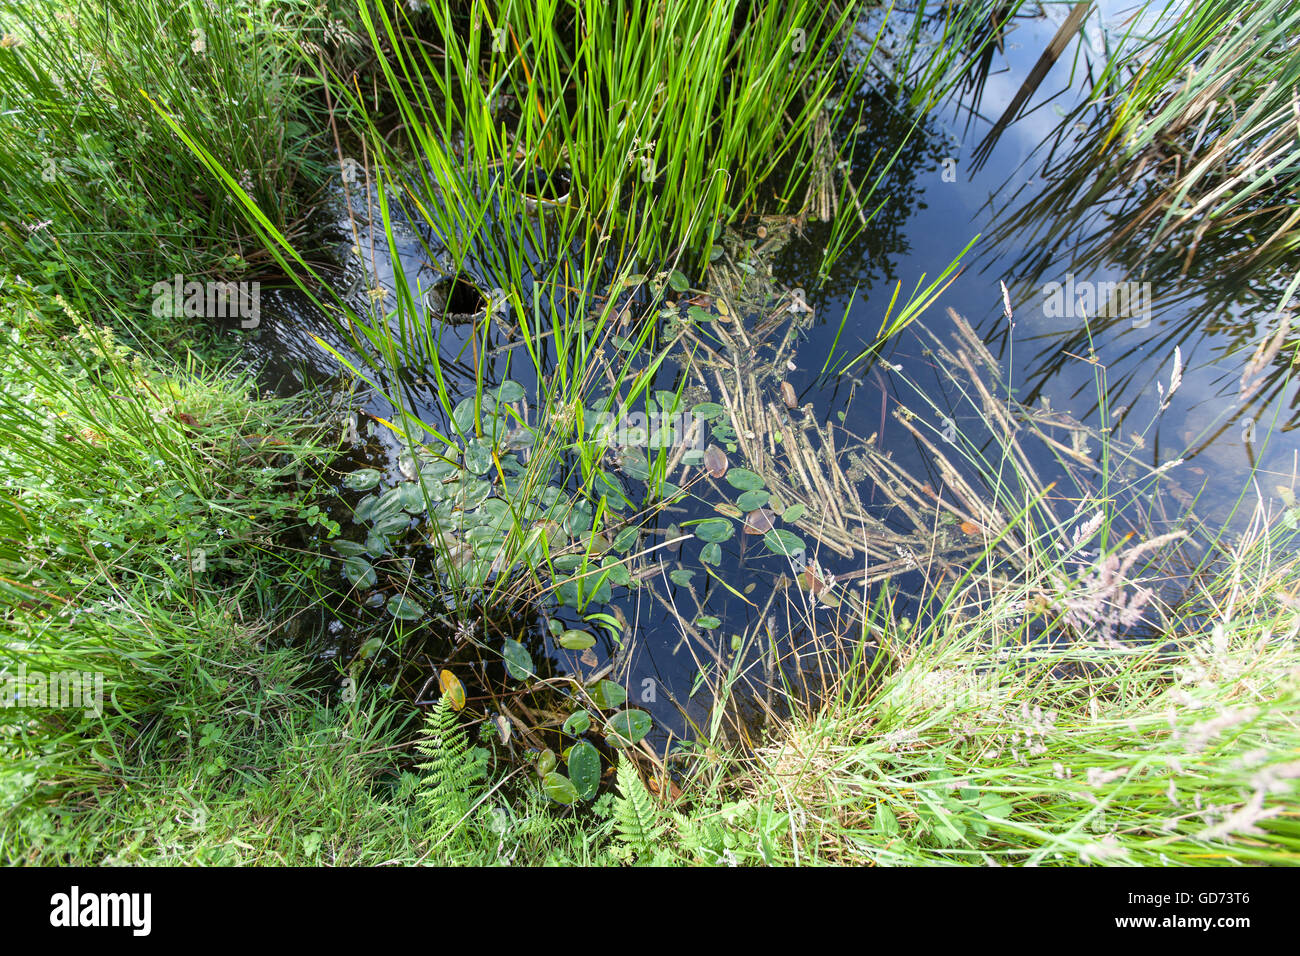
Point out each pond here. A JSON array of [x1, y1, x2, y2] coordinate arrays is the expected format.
[[235, 5, 1298, 759]]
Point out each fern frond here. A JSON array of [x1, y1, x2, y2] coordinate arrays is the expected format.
[[611, 755, 665, 856]]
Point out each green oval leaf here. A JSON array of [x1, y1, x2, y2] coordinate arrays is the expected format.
[[763, 528, 806, 559], [567, 741, 601, 800], [725, 468, 765, 491], [559, 629, 596, 650], [736, 489, 770, 511], [342, 468, 382, 491], [590, 680, 627, 710], [502, 638, 534, 680], [386, 593, 424, 620], [543, 771, 580, 805], [695, 518, 734, 543], [605, 709, 653, 747], [562, 710, 592, 735]]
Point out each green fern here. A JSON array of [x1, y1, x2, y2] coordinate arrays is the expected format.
[[415, 698, 487, 859], [609, 755, 667, 862]]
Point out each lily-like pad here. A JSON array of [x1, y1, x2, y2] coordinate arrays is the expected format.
[[605, 709, 653, 747], [559, 629, 596, 650], [438, 669, 466, 711], [590, 679, 627, 710], [342, 468, 382, 491], [567, 741, 601, 800], [386, 593, 424, 620], [763, 528, 806, 559], [562, 710, 592, 735], [725, 468, 765, 492], [695, 517, 734, 543], [501, 638, 534, 681], [543, 771, 580, 805]]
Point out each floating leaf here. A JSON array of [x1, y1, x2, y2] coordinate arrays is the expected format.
[[695, 615, 721, 629], [463, 439, 493, 475], [691, 402, 725, 421], [567, 741, 601, 800], [736, 489, 770, 512], [713, 502, 743, 519], [452, 397, 479, 436], [386, 594, 424, 620], [398, 481, 425, 512], [763, 529, 806, 559], [669, 569, 695, 587], [590, 680, 627, 710], [605, 709, 653, 747], [780, 381, 798, 408], [667, 270, 689, 292], [700, 541, 722, 565], [543, 771, 579, 805], [343, 555, 377, 588], [495, 380, 525, 403], [537, 748, 558, 776], [744, 508, 776, 534], [438, 669, 466, 711], [342, 468, 382, 491], [562, 710, 592, 735], [702, 443, 728, 478], [782, 503, 807, 523], [501, 638, 534, 680], [695, 518, 734, 543], [559, 629, 596, 650], [725, 468, 764, 492]]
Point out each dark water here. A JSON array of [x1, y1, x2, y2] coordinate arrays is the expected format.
[[236, 7, 1298, 752]]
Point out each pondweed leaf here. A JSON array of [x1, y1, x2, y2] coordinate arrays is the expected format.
[[763, 528, 805, 559], [386, 594, 424, 620], [567, 741, 601, 800], [342, 468, 381, 491], [725, 468, 764, 492], [543, 772, 579, 805], [736, 489, 770, 511], [562, 710, 592, 735], [590, 679, 627, 710], [695, 518, 734, 543], [559, 629, 596, 650], [743, 508, 776, 534], [502, 638, 534, 680], [605, 709, 652, 747]]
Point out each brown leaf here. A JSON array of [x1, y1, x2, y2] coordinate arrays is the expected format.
[[743, 508, 776, 534], [703, 443, 728, 478], [780, 381, 797, 408]]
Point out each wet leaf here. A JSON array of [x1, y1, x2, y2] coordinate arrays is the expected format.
[[736, 489, 770, 512], [695, 518, 734, 543], [605, 709, 653, 747], [537, 748, 557, 776], [562, 710, 592, 735], [495, 380, 525, 403], [343, 555, 377, 588], [590, 679, 627, 710], [386, 594, 424, 620], [669, 568, 695, 587], [702, 443, 728, 478], [667, 270, 689, 292], [700, 542, 722, 565], [501, 638, 534, 680], [692, 402, 726, 421], [763, 529, 805, 559], [438, 669, 466, 711], [567, 740, 601, 800], [780, 381, 798, 408], [725, 468, 764, 492], [559, 629, 596, 650], [743, 508, 776, 534], [714, 502, 743, 519], [695, 615, 721, 629], [543, 771, 580, 805], [342, 468, 382, 491], [782, 503, 806, 523]]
